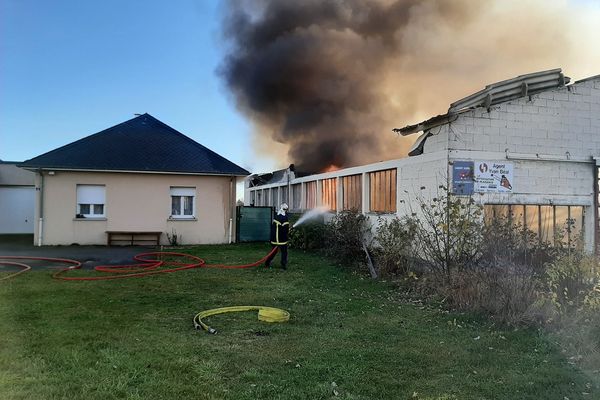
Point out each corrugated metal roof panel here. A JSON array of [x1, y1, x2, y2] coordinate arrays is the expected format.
[[448, 68, 568, 113]]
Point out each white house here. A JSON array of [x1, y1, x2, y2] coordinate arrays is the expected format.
[[19, 114, 249, 246]]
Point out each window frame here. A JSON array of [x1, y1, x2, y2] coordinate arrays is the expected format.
[[76, 184, 106, 218], [484, 203, 584, 247], [170, 187, 196, 219]]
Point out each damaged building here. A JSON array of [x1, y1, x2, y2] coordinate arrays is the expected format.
[[244, 69, 600, 253]]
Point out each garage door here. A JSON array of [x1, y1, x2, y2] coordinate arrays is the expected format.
[[0, 187, 34, 233]]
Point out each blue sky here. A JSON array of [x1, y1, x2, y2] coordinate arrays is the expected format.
[[2, 0, 599, 178], [0, 0, 272, 173]]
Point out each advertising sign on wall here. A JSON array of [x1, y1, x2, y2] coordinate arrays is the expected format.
[[474, 162, 513, 193], [452, 161, 474, 195]]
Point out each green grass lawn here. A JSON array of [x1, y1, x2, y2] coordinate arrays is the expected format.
[[0, 243, 596, 399]]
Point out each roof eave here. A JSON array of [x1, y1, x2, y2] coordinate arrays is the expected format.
[[393, 113, 458, 136], [18, 166, 249, 177]]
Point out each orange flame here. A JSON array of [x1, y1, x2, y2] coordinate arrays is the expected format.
[[321, 164, 340, 173]]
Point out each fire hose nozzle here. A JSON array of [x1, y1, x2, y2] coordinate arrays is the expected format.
[[208, 328, 217, 334]]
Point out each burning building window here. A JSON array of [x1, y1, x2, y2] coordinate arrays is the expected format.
[[484, 204, 584, 246], [292, 184, 301, 210], [369, 169, 397, 213], [305, 181, 317, 209], [321, 178, 337, 211], [271, 187, 278, 207], [256, 190, 262, 206], [281, 186, 289, 205], [342, 174, 362, 211], [250, 190, 256, 206]]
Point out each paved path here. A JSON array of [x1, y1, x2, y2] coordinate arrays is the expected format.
[[0, 235, 161, 269]]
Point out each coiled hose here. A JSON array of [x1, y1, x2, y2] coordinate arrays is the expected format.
[[193, 306, 290, 334]]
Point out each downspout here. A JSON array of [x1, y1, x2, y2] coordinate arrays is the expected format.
[[446, 124, 452, 281], [229, 176, 234, 244], [37, 169, 44, 246], [594, 162, 599, 256]]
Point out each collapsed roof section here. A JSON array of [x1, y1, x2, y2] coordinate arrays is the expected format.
[[247, 164, 315, 187], [393, 68, 570, 156]]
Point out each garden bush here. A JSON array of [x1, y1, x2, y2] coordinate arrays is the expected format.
[[410, 185, 484, 281], [372, 216, 417, 277], [325, 209, 370, 269], [289, 219, 326, 250]]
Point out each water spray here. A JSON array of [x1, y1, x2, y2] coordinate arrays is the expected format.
[[292, 206, 329, 228]]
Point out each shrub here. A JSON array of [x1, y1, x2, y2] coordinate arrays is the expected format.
[[289, 220, 326, 250], [482, 217, 547, 271], [325, 209, 370, 269], [410, 185, 484, 281], [543, 251, 600, 319], [372, 216, 417, 277], [166, 229, 181, 246]]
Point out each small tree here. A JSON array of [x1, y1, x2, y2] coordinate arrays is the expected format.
[[373, 216, 417, 277], [410, 184, 484, 282], [325, 209, 371, 270]]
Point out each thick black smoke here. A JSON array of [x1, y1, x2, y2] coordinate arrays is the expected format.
[[219, 0, 592, 172], [220, 0, 474, 171]]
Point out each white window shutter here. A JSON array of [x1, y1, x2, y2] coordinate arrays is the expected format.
[[170, 187, 195, 196], [77, 185, 106, 204]]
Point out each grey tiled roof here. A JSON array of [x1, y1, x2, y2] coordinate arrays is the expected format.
[[20, 114, 249, 176]]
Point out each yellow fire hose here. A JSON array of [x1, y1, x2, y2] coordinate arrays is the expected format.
[[193, 306, 290, 334]]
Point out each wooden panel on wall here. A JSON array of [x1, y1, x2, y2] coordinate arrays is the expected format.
[[369, 169, 397, 213]]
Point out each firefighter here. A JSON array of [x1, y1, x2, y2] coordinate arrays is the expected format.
[[265, 203, 290, 270]]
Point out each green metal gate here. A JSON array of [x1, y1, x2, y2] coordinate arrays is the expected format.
[[236, 206, 273, 242]]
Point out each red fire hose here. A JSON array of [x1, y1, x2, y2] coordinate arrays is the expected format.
[[0, 247, 277, 281], [0, 260, 32, 281]]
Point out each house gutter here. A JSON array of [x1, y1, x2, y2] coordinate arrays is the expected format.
[[20, 166, 249, 177], [504, 149, 594, 164]]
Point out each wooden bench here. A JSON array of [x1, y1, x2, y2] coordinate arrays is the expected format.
[[106, 231, 162, 246]]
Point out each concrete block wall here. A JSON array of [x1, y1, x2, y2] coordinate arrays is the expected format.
[[397, 156, 448, 217], [446, 152, 595, 252], [445, 77, 600, 157], [422, 126, 449, 153], [429, 77, 600, 252]]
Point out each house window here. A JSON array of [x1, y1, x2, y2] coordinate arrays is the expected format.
[[342, 174, 362, 211], [369, 169, 397, 213], [321, 178, 337, 211], [170, 187, 195, 218], [76, 185, 106, 218]]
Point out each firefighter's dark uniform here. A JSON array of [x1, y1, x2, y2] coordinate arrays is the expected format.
[[265, 212, 289, 269]]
